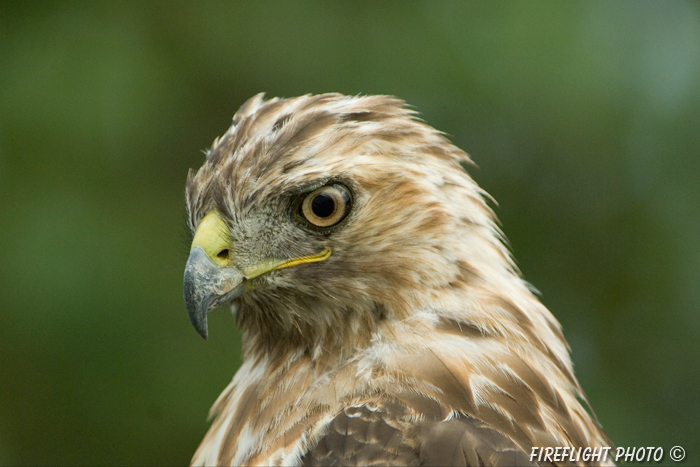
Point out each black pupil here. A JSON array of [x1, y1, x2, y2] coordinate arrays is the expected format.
[[311, 193, 335, 218]]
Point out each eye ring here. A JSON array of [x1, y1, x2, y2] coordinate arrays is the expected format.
[[299, 184, 352, 228]]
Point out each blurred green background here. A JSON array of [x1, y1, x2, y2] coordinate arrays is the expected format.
[[1, 1, 699, 465]]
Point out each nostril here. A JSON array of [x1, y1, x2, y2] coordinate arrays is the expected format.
[[217, 249, 229, 260]]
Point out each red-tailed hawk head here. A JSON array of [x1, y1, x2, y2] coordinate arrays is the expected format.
[[183, 94, 613, 466]]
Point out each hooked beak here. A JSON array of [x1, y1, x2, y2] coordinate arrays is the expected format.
[[183, 247, 246, 339], [183, 210, 332, 339]]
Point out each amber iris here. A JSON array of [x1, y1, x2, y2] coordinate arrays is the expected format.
[[300, 184, 351, 227]]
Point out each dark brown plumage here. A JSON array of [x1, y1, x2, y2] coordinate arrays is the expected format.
[[182, 93, 613, 466]]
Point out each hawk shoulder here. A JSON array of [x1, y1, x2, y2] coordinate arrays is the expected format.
[[301, 396, 538, 467]]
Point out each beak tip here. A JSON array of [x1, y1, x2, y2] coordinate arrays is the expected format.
[[183, 246, 246, 340], [194, 316, 209, 340], [186, 304, 210, 340]]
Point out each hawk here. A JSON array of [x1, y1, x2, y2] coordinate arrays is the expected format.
[[183, 93, 613, 466]]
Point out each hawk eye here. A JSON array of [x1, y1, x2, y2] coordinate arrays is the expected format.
[[300, 184, 351, 228]]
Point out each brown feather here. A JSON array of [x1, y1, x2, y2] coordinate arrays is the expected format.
[[184, 94, 614, 466]]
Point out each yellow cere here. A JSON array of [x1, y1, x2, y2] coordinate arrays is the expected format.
[[192, 210, 332, 276], [190, 210, 231, 268]]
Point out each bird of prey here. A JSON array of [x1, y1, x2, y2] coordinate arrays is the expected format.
[[183, 93, 613, 466]]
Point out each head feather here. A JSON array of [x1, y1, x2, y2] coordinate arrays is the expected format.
[[185, 94, 613, 466]]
